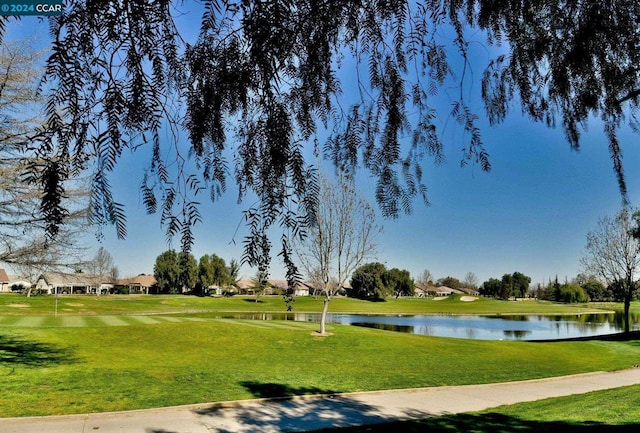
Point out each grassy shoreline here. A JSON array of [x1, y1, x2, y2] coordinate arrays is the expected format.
[[1, 293, 639, 418]]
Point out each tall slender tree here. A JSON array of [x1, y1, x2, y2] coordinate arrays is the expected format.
[[295, 172, 379, 335]]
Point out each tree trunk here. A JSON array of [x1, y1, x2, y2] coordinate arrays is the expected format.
[[624, 293, 631, 334], [319, 295, 331, 335]]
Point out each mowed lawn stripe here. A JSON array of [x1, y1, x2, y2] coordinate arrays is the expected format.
[[0, 314, 206, 328], [0, 316, 20, 326], [151, 316, 183, 323], [94, 316, 130, 327], [59, 316, 90, 327], [214, 318, 317, 331], [12, 316, 47, 327], [128, 316, 165, 325], [119, 316, 150, 326]]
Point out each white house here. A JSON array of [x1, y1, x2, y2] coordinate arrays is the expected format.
[[0, 269, 34, 292], [36, 272, 113, 295]]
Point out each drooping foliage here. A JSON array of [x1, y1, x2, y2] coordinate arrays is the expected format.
[[2, 1, 639, 289]]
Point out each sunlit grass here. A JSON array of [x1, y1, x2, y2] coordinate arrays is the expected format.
[[1, 319, 640, 417], [0, 293, 617, 316], [1, 293, 638, 419]]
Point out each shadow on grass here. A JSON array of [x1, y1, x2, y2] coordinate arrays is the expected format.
[[0, 334, 77, 367], [531, 330, 640, 343], [239, 381, 338, 399], [310, 413, 640, 432], [242, 298, 265, 304]]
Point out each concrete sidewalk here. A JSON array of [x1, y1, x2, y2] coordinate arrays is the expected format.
[[2, 368, 640, 433]]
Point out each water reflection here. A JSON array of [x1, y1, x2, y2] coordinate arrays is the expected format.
[[211, 311, 640, 340], [503, 330, 532, 339]]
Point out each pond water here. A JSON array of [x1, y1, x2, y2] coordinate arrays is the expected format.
[[213, 312, 640, 340]]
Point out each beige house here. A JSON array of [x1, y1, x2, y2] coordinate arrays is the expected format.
[[233, 279, 313, 296], [414, 282, 430, 297], [116, 274, 157, 294], [35, 272, 113, 295], [414, 284, 465, 297]]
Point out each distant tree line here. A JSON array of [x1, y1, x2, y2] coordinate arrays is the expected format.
[[532, 274, 640, 304], [479, 272, 531, 300], [153, 250, 238, 295]]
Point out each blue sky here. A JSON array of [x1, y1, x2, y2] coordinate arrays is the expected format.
[[5, 9, 640, 287]]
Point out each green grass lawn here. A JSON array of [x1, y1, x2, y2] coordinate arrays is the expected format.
[[1, 293, 639, 419], [2, 317, 640, 417], [0, 293, 623, 316]]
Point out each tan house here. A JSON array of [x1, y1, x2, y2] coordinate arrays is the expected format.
[[414, 282, 430, 297], [414, 284, 464, 297], [233, 279, 313, 296], [35, 272, 113, 295], [234, 279, 255, 294], [116, 274, 157, 294]]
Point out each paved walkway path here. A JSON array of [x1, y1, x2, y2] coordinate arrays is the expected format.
[[2, 368, 640, 433]]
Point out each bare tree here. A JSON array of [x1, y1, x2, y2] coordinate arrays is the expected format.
[[0, 40, 90, 288], [581, 208, 640, 333], [296, 172, 379, 335], [110, 266, 120, 283], [417, 269, 433, 286], [87, 247, 115, 295], [463, 272, 479, 291]]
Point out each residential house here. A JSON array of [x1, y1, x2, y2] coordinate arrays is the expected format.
[[291, 282, 311, 296], [233, 279, 313, 296], [116, 274, 157, 294], [414, 284, 464, 297], [35, 272, 113, 295], [433, 286, 464, 296], [268, 280, 288, 295], [414, 282, 430, 297], [0, 268, 9, 292], [234, 280, 254, 295], [7, 275, 32, 292], [459, 287, 480, 296]]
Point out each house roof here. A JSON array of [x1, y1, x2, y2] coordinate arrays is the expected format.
[[39, 272, 105, 287], [235, 280, 255, 289], [414, 282, 430, 292], [118, 274, 156, 287], [436, 286, 465, 294], [415, 284, 464, 294], [459, 287, 480, 295], [8, 275, 32, 284], [0, 268, 9, 283], [268, 279, 288, 290]]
